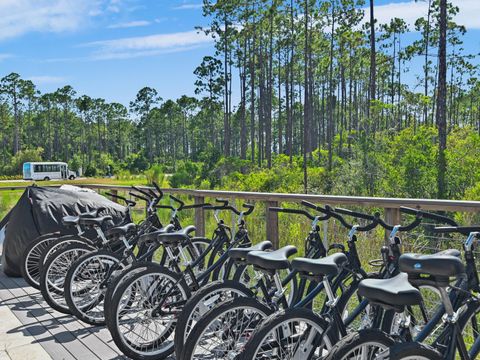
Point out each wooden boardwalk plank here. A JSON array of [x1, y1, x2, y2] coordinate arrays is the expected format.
[[0, 270, 125, 360], [9, 276, 123, 359]]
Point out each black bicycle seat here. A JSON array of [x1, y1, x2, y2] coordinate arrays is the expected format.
[[247, 245, 297, 270], [78, 215, 113, 227], [106, 223, 136, 237], [292, 253, 348, 277], [157, 225, 196, 245], [358, 273, 422, 308], [434, 248, 461, 258], [229, 241, 273, 261], [138, 224, 176, 244], [399, 253, 465, 278]]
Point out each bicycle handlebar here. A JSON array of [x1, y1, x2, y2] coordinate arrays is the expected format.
[[169, 195, 185, 210], [300, 200, 329, 214], [105, 192, 136, 207], [131, 186, 153, 200], [433, 226, 480, 236], [400, 207, 458, 226], [334, 207, 379, 221], [269, 207, 317, 221], [204, 202, 255, 216], [151, 182, 164, 199], [377, 213, 423, 231], [129, 191, 149, 203]]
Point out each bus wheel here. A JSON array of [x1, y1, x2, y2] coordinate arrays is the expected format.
[[44, 177, 50, 181], [69, 175, 75, 180]]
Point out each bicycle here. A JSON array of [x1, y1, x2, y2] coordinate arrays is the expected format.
[[181, 205, 381, 360], [107, 200, 255, 360], [38, 186, 165, 313], [388, 226, 480, 360], [64, 194, 210, 325], [237, 207, 457, 360], [173, 201, 334, 356]]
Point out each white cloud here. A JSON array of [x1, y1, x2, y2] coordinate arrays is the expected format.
[[27, 75, 67, 84], [0, 0, 105, 41], [173, 3, 203, 10], [108, 20, 151, 29], [370, 0, 480, 30], [83, 29, 213, 60], [0, 53, 14, 61]]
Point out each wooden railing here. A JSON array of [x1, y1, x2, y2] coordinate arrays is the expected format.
[[3, 184, 480, 247]]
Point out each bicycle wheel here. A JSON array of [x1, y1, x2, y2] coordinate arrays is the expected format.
[[104, 261, 160, 332], [389, 342, 442, 360], [65, 249, 123, 325], [109, 264, 191, 360], [21, 232, 60, 289], [39, 242, 95, 313], [38, 235, 94, 275], [324, 329, 395, 360], [239, 307, 333, 360], [232, 265, 298, 307], [180, 297, 273, 360], [174, 280, 254, 356]]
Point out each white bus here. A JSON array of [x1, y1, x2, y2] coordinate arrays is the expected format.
[[23, 162, 77, 181]]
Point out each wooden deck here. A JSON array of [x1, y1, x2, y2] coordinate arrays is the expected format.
[[0, 266, 128, 360]]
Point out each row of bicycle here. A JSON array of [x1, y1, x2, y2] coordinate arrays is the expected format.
[[20, 183, 480, 360]]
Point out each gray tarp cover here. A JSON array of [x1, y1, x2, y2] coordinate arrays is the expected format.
[[1, 186, 127, 277]]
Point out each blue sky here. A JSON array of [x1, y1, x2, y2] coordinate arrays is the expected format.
[[0, 0, 479, 106]]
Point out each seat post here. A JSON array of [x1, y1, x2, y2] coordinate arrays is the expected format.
[[323, 278, 338, 307], [95, 226, 108, 244], [76, 224, 83, 235], [273, 273, 284, 297], [439, 286, 455, 318]]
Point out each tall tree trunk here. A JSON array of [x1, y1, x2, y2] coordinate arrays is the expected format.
[[368, 0, 376, 119], [436, 0, 447, 198]]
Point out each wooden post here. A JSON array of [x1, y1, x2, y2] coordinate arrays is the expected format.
[[266, 201, 279, 249], [110, 189, 119, 203], [384, 207, 401, 243], [194, 196, 206, 237]]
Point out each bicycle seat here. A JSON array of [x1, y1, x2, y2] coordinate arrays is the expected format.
[[78, 215, 113, 227], [435, 248, 461, 258], [106, 223, 136, 237], [358, 273, 422, 308], [228, 241, 273, 261], [291, 253, 348, 277], [62, 215, 80, 226], [247, 245, 297, 270], [138, 224, 175, 244], [399, 253, 465, 278], [157, 225, 196, 245]]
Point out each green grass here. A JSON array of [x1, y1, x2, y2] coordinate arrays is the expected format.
[[0, 177, 150, 188]]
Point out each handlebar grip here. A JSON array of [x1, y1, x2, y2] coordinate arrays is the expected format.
[[129, 191, 149, 203], [170, 195, 185, 210], [334, 207, 376, 221], [155, 205, 175, 211], [434, 226, 480, 235], [106, 192, 135, 206], [152, 182, 164, 198], [242, 203, 255, 215], [183, 203, 211, 210], [132, 186, 153, 199], [270, 207, 315, 221], [400, 207, 457, 226], [301, 200, 328, 214], [301, 200, 318, 210], [216, 198, 229, 206]]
